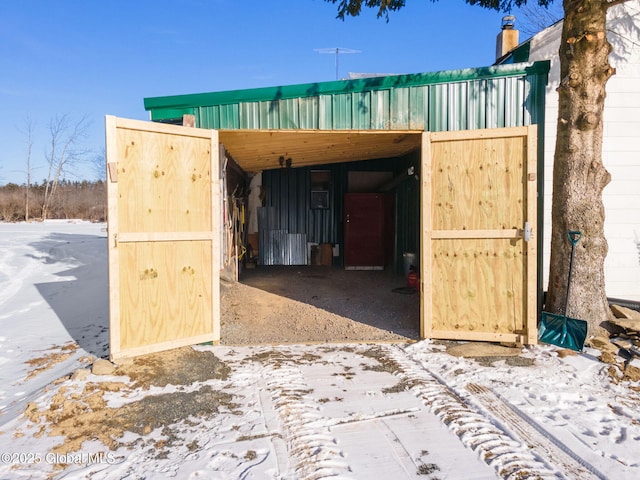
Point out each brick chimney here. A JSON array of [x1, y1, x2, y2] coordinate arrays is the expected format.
[[496, 15, 519, 60]]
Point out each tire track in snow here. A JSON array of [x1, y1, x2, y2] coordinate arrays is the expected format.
[[257, 386, 290, 474], [262, 363, 352, 479], [466, 383, 605, 480], [382, 345, 560, 479]]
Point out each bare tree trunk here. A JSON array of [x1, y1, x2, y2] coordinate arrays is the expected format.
[[25, 123, 33, 222], [41, 123, 57, 220], [19, 117, 36, 221], [41, 115, 90, 220], [547, 0, 624, 338]]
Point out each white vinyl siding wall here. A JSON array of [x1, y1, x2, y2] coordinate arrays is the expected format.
[[528, 1, 640, 300]]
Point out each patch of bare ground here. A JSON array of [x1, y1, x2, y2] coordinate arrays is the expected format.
[[115, 346, 231, 388], [24, 342, 82, 381], [608, 363, 640, 385], [22, 347, 237, 469], [245, 349, 324, 367]]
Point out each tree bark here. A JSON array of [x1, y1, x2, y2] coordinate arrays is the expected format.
[[547, 0, 616, 337]]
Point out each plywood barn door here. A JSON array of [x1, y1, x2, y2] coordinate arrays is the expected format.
[[420, 126, 538, 345], [106, 116, 220, 360]]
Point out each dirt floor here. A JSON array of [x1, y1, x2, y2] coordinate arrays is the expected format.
[[220, 265, 421, 345]]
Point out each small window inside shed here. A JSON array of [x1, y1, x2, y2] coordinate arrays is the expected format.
[[310, 170, 331, 209]]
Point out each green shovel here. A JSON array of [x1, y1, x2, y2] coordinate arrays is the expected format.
[[538, 231, 588, 351]]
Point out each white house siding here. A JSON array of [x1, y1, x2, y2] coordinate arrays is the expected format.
[[525, 1, 640, 301]]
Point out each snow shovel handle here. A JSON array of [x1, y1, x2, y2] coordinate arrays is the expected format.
[[568, 230, 582, 246], [564, 230, 582, 316]]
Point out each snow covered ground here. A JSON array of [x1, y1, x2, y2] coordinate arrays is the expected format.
[[0, 220, 639, 479]]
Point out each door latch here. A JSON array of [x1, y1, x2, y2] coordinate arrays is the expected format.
[[523, 222, 531, 242]]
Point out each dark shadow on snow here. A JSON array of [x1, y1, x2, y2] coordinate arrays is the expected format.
[[29, 231, 109, 358]]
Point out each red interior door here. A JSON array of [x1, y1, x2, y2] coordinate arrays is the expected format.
[[344, 193, 387, 269]]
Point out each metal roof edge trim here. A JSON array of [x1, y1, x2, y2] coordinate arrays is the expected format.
[[144, 61, 551, 113], [147, 107, 196, 121]]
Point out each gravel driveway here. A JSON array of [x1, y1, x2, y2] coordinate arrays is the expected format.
[[221, 266, 421, 345]]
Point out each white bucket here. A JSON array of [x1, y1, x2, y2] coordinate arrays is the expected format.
[[402, 252, 416, 276]]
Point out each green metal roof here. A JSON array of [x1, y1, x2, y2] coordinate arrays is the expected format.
[[496, 41, 532, 65], [144, 62, 550, 120]]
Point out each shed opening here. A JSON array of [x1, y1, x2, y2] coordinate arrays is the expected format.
[[217, 130, 424, 344]]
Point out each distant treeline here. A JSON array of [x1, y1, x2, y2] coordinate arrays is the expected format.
[[0, 180, 106, 222]]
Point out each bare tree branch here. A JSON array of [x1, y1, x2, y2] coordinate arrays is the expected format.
[[516, 1, 563, 37], [41, 115, 92, 219], [15, 117, 38, 221], [606, 0, 632, 9], [91, 148, 107, 182]]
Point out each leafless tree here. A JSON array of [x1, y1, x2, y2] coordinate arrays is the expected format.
[[91, 148, 107, 182], [19, 117, 36, 222], [41, 114, 91, 219], [516, 2, 564, 38]]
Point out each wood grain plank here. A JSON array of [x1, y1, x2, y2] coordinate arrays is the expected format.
[[119, 241, 213, 350], [117, 129, 213, 233], [105, 116, 122, 359], [525, 125, 538, 344], [430, 238, 525, 335], [421, 132, 432, 339], [431, 229, 521, 239]]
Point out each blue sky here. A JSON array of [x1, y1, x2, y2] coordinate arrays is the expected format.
[[0, 0, 524, 185]]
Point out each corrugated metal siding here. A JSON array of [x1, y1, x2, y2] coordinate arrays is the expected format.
[[196, 104, 240, 129], [332, 94, 351, 129], [319, 95, 332, 129], [191, 71, 546, 134], [467, 81, 487, 130], [262, 157, 416, 269], [145, 62, 548, 272], [408, 86, 428, 130], [299, 97, 319, 129], [505, 77, 522, 127], [391, 88, 410, 129], [371, 90, 390, 129], [257, 207, 308, 265], [287, 233, 308, 265], [428, 84, 447, 130], [239, 103, 258, 129], [352, 92, 371, 129], [260, 101, 278, 129], [486, 78, 505, 128], [279, 98, 299, 128]]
